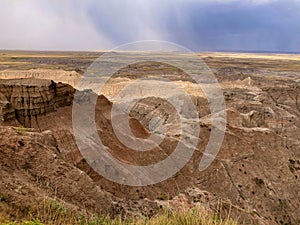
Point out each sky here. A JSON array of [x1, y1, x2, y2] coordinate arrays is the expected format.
[[0, 0, 300, 52]]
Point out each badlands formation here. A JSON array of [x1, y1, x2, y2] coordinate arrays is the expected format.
[[0, 51, 300, 224]]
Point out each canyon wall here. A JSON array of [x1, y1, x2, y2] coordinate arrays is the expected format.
[[0, 78, 74, 127]]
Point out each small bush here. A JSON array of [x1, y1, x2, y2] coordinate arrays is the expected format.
[[15, 126, 27, 134]]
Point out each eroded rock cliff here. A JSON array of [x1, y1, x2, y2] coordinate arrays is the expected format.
[[0, 78, 74, 127], [0, 74, 299, 224]]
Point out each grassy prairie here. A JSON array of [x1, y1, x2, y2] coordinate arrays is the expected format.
[[0, 51, 101, 71], [1, 50, 300, 73]]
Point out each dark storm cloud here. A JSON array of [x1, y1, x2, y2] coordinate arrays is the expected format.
[[87, 0, 300, 52], [166, 0, 300, 52]]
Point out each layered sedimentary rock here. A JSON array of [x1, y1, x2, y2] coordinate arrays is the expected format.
[[0, 78, 74, 127], [0, 69, 81, 87]]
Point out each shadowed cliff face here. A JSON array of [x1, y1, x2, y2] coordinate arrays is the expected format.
[[0, 61, 300, 225], [0, 79, 74, 127]]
